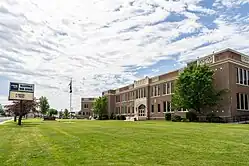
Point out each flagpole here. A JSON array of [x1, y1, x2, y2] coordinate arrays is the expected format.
[[70, 91, 72, 113], [69, 78, 72, 119]]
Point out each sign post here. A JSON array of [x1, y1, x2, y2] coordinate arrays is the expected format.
[[8, 82, 35, 125]]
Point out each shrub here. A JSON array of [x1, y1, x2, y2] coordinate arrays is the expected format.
[[110, 113, 115, 120], [171, 115, 182, 122], [165, 113, 171, 121], [206, 113, 216, 122], [206, 113, 224, 123], [186, 111, 198, 122], [75, 116, 85, 119], [181, 118, 189, 122], [43, 116, 56, 121], [99, 115, 109, 120], [116, 115, 120, 120], [120, 115, 126, 120]]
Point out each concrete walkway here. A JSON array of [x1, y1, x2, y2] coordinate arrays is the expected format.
[[0, 117, 13, 125]]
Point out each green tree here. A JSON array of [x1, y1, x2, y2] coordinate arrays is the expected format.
[[92, 96, 108, 118], [0, 104, 4, 116], [172, 64, 224, 113], [39, 96, 50, 116], [64, 109, 69, 119], [4, 99, 38, 125], [48, 108, 58, 117]]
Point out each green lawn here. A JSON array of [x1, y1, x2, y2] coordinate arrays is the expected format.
[[0, 119, 249, 166]]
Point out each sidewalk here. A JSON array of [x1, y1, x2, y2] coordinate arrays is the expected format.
[[0, 117, 13, 125]]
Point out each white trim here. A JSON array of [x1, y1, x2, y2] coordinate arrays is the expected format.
[[210, 58, 249, 69], [237, 67, 240, 84], [246, 69, 248, 85], [247, 70, 249, 85], [237, 109, 249, 112], [169, 82, 172, 94], [243, 69, 247, 85], [151, 95, 161, 98]]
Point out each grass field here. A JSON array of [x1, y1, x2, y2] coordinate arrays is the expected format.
[[0, 119, 249, 166]]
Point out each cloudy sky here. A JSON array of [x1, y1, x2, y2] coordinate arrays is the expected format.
[[0, 0, 249, 110]]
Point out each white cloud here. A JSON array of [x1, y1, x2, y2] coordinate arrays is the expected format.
[[0, 0, 249, 110]]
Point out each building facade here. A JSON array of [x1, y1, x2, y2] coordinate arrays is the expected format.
[[102, 48, 249, 121], [79, 98, 95, 118]]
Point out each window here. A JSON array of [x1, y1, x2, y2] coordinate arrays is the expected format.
[[241, 93, 244, 110], [143, 88, 146, 97], [151, 104, 154, 113], [128, 107, 130, 114], [244, 69, 247, 85], [245, 94, 248, 110], [240, 68, 243, 84], [123, 94, 126, 101], [236, 68, 239, 83], [136, 90, 138, 99], [84, 104, 88, 108], [237, 93, 249, 111], [158, 104, 161, 113], [237, 68, 249, 86], [166, 82, 171, 94], [124, 106, 127, 114], [163, 101, 166, 112], [132, 107, 134, 113], [163, 83, 166, 94], [166, 101, 171, 112], [83, 112, 85, 115], [237, 93, 240, 109], [116, 95, 120, 102]]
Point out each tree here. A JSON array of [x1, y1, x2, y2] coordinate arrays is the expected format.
[[39, 96, 50, 116], [172, 64, 225, 113], [59, 111, 64, 119], [92, 96, 108, 119], [0, 104, 5, 116], [4, 99, 38, 125], [48, 108, 58, 117], [64, 109, 69, 119]]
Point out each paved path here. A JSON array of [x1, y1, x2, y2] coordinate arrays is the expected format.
[[0, 117, 13, 124]]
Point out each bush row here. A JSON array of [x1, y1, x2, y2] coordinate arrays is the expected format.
[[97, 114, 126, 120], [165, 112, 224, 123], [165, 111, 198, 122]]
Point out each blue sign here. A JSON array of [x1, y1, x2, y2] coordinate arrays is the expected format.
[[9, 82, 34, 93], [10, 82, 19, 91]]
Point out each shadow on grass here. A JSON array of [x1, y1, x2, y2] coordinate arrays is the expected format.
[[2, 121, 45, 128]]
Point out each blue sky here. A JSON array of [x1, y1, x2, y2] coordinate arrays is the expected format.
[[0, 0, 249, 110]]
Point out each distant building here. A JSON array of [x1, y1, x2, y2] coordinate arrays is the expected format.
[[102, 48, 249, 122], [79, 98, 96, 118]]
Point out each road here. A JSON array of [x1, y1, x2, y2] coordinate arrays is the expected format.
[[0, 117, 12, 124]]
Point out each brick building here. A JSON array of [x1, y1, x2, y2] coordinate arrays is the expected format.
[[79, 98, 95, 118], [102, 48, 249, 121]]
